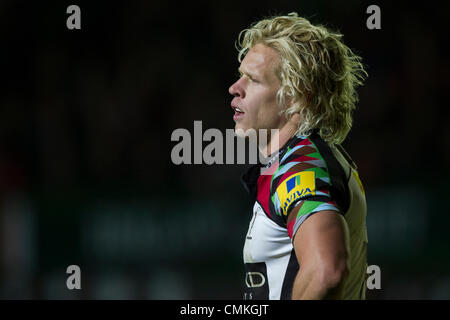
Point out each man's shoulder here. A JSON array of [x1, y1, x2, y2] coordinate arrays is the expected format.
[[272, 133, 329, 188], [268, 133, 345, 217]]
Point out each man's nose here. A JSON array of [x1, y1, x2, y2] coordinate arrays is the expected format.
[[229, 79, 245, 98]]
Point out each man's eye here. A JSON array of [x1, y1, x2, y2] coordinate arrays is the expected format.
[[236, 73, 258, 83]]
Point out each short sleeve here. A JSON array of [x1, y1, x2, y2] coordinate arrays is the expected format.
[[270, 140, 343, 239]]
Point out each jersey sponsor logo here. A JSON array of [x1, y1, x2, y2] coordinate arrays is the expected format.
[[244, 262, 269, 299], [245, 272, 266, 288], [276, 171, 316, 216]]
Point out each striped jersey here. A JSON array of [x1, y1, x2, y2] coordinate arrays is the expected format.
[[241, 131, 368, 300]]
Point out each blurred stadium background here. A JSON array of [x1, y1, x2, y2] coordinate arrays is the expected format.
[[0, 0, 449, 299]]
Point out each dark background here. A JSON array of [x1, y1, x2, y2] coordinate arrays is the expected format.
[[0, 0, 449, 299]]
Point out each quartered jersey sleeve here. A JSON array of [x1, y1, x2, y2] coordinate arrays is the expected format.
[[270, 138, 342, 240]]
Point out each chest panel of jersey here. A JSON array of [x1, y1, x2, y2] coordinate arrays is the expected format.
[[243, 202, 297, 300]]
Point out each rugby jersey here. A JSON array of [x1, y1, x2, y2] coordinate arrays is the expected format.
[[241, 131, 368, 300]]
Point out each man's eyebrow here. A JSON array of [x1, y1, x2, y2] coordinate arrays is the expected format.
[[238, 68, 258, 78]]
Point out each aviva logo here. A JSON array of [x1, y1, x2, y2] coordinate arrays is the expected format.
[[276, 171, 316, 216]]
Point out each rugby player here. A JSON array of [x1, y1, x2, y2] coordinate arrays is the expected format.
[[229, 13, 368, 300]]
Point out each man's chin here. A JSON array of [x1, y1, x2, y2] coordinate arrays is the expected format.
[[234, 127, 246, 138], [234, 125, 258, 139]]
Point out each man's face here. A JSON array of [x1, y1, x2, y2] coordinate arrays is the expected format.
[[229, 43, 286, 137]]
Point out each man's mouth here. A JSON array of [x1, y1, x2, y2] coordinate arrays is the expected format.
[[233, 106, 245, 121]]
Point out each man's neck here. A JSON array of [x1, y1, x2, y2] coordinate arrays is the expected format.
[[259, 114, 300, 158]]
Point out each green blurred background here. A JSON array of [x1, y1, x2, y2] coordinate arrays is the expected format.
[[0, 0, 449, 299]]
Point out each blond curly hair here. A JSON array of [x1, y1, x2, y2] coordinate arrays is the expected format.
[[236, 12, 367, 144]]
